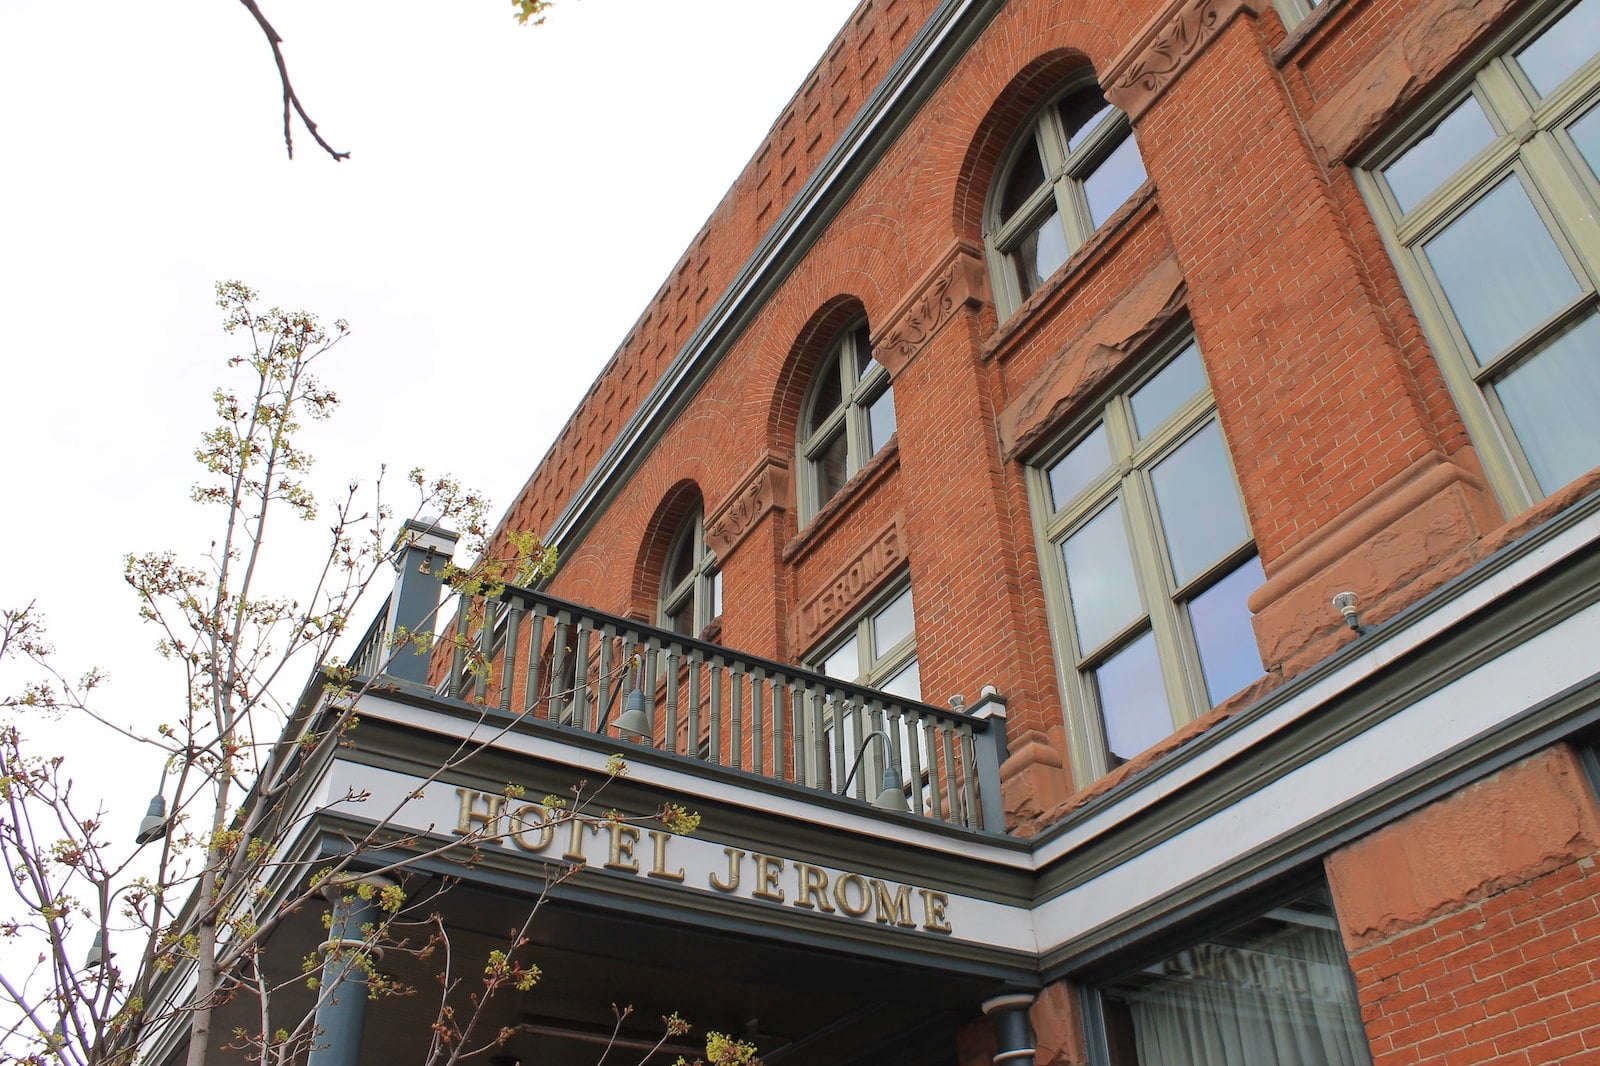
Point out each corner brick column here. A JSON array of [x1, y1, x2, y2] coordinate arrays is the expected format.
[[1109, 5, 1500, 677], [1325, 745, 1600, 1064], [876, 244, 1073, 819]]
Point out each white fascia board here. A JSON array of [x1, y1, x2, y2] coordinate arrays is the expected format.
[[315, 759, 1040, 954]]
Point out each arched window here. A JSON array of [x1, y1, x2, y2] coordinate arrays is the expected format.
[[986, 83, 1147, 317], [798, 320, 895, 521], [658, 507, 719, 637]]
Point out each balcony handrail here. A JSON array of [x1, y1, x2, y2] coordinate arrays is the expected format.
[[347, 569, 1006, 832]]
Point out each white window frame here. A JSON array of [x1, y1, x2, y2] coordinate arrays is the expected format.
[[798, 320, 895, 523], [1358, 0, 1600, 514], [1272, 0, 1324, 31], [1029, 332, 1263, 784], [658, 507, 720, 637], [984, 80, 1147, 319]]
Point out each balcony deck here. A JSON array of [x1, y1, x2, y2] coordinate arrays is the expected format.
[[347, 548, 1006, 833]]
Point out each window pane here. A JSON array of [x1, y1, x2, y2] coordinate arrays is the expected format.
[[822, 634, 860, 681], [1515, 0, 1600, 97], [813, 428, 848, 502], [666, 528, 696, 587], [808, 352, 843, 433], [868, 384, 896, 453], [1017, 210, 1069, 297], [1150, 422, 1249, 586], [1084, 133, 1147, 229], [1130, 342, 1206, 438], [1047, 423, 1111, 510], [1382, 96, 1495, 214], [1571, 101, 1600, 180], [1189, 555, 1266, 706], [881, 659, 921, 701], [1063, 500, 1144, 652], [1094, 630, 1171, 764], [1423, 175, 1582, 363], [852, 325, 874, 379], [1494, 310, 1600, 492], [1000, 139, 1048, 221], [873, 587, 916, 653], [1060, 96, 1113, 152], [710, 569, 723, 619]]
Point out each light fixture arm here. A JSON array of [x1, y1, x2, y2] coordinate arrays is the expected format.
[[839, 728, 911, 812], [597, 654, 648, 737]]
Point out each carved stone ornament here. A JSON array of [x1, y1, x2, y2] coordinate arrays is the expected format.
[[1105, 0, 1258, 121], [705, 457, 790, 558], [873, 244, 988, 377]]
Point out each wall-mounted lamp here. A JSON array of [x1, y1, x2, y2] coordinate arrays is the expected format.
[[839, 729, 910, 812], [1332, 591, 1364, 634], [599, 655, 651, 740]]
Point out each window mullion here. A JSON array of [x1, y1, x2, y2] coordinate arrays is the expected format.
[[1526, 130, 1600, 277], [1120, 470, 1196, 724]]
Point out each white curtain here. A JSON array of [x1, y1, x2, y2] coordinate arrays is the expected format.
[[1123, 923, 1369, 1066]]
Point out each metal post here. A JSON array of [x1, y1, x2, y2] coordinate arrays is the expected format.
[[982, 992, 1038, 1066], [307, 875, 394, 1066], [969, 688, 1009, 831], [383, 520, 459, 684]]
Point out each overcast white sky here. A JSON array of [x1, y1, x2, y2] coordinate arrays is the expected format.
[[0, 0, 861, 805]]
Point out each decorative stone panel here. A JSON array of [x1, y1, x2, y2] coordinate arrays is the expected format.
[[795, 519, 905, 649], [1104, 0, 1262, 122], [705, 455, 790, 559], [872, 241, 988, 378]]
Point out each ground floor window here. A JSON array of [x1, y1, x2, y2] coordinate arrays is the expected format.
[[1095, 885, 1370, 1066]]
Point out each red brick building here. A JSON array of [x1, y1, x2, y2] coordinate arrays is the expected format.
[[197, 0, 1600, 1063]]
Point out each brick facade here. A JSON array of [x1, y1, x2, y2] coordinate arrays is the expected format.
[[467, 0, 1600, 1060]]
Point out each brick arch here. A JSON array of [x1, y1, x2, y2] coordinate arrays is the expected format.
[[764, 294, 871, 459], [629, 479, 705, 620], [951, 49, 1101, 242]]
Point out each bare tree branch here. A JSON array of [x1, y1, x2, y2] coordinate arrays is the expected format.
[[236, 0, 349, 162]]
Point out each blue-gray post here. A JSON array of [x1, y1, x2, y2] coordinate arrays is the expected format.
[[969, 688, 1010, 832], [982, 993, 1038, 1065], [307, 876, 393, 1066], [383, 519, 459, 685]]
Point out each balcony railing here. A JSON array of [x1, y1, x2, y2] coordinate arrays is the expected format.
[[350, 534, 1005, 831]]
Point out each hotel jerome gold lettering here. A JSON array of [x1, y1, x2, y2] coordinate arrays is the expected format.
[[454, 787, 952, 935]]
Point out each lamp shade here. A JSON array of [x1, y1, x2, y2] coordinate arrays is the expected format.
[[135, 794, 168, 844], [615, 686, 650, 739]]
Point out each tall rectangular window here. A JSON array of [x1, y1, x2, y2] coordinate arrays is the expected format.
[[1362, 0, 1600, 511], [1031, 334, 1264, 782]]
